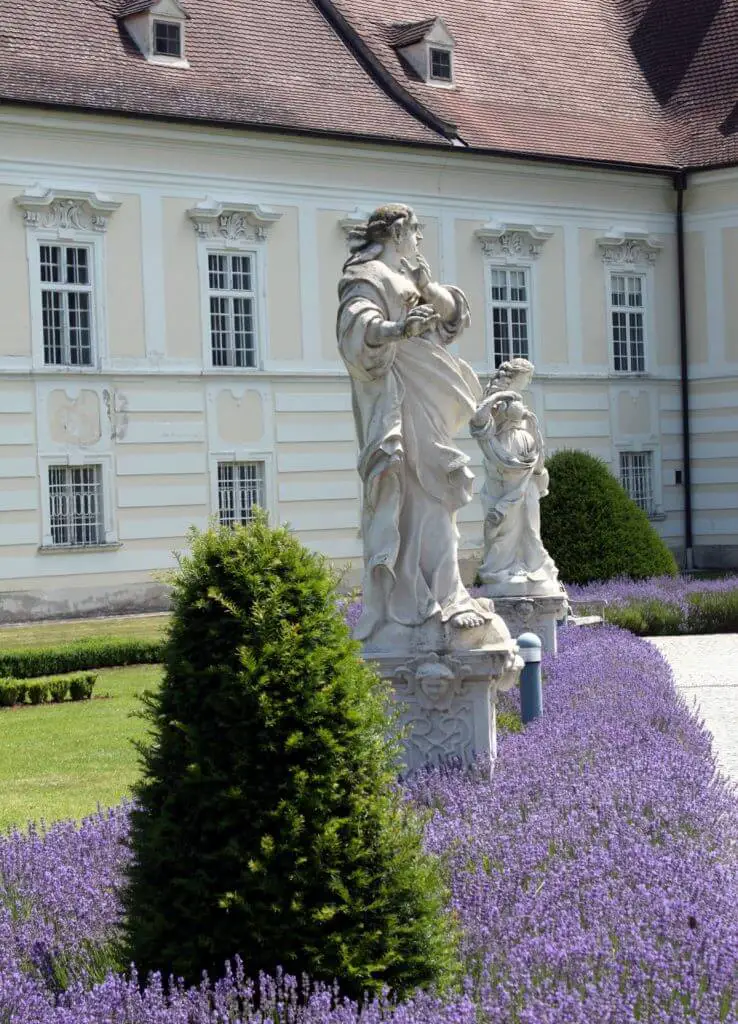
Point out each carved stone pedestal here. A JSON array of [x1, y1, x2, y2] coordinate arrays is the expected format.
[[366, 643, 522, 776], [481, 592, 568, 655]]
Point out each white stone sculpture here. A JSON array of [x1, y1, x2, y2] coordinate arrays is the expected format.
[[337, 203, 521, 771], [470, 358, 566, 652]]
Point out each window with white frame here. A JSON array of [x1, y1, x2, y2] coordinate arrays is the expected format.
[[619, 451, 654, 515], [610, 272, 646, 373], [488, 267, 530, 368], [39, 243, 94, 366], [208, 252, 257, 368], [217, 461, 265, 525], [48, 464, 104, 546]]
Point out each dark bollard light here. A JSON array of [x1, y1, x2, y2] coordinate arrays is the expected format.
[[517, 632, 543, 725]]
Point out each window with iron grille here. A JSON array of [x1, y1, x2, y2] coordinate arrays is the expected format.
[[153, 20, 182, 57], [488, 266, 530, 368], [208, 252, 257, 368], [39, 244, 94, 366], [619, 451, 655, 515], [217, 462, 265, 526], [48, 465, 104, 546], [429, 47, 452, 81], [610, 272, 646, 372]]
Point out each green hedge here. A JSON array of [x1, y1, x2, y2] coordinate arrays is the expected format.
[[0, 638, 163, 679], [0, 672, 98, 707], [581, 591, 738, 636]]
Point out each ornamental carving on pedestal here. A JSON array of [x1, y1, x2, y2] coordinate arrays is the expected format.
[[187, 198, 282, 242], [596, 230, 663, 265], [393, 653, 475, 765], [475, 220, 553, 262], [14, 187, 121, 233]]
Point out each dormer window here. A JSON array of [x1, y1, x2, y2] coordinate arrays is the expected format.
[[429, 47, 452, 82], [119, 0, 190, 68], [153, 20, 182, 57], [391, 17, 455, 86]]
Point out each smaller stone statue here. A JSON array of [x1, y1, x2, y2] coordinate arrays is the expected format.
[[470, 358, 560, 597]]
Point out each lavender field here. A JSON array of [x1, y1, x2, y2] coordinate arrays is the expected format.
[[1, 626, 737, 1022]]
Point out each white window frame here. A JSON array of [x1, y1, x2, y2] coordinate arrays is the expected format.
[[483, 262, 535, 370], [197, 240, 268, 373], [615, 445, 665, 520], [428, 45, 453, 83], [38, 453, 118, 550], [605, 264, 653, 375], [208, 451, 276, 525], [151, 16, 184, 58], [27, 230, 108, 372]]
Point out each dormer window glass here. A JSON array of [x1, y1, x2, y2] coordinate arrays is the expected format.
[[153, 20, 182, 57], [429, 47, 452, 81]]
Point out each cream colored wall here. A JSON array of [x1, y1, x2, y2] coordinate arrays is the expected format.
[[685, 231, 709, 366], [107, 193, 146, 359], [723, 228, 738, 365], [0, 184, 31, 357], [268, 207, 302, 362], [4, 105, 731, 616], [163, 197, 200, 361]]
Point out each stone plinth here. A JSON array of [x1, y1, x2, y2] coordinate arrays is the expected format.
[[481, 591, 568, 655], [366, 642, 522, 775]]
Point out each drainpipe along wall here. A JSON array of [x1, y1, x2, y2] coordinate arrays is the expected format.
[[674, 170, 695, 570]]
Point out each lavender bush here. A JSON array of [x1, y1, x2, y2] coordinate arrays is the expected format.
[[568, 574, 738, 635], [1, 627, 737, 1022]]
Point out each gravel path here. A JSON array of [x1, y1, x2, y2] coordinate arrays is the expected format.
[[647, 635, 738, 783]]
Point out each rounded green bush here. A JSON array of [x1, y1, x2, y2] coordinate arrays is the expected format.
[[124, 518, 459, 997], [540, 450, 678, 585]]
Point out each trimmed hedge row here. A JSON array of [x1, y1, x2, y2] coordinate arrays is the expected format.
[[579, 590, 738, 636], [0, 638, 164, 679], [0, 672, 97, 707]]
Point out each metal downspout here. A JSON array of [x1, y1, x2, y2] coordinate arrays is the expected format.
[[674, 171, 694, 570]]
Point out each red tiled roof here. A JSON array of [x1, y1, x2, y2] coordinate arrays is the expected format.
[[1, 0, 738, 169], [389, 18, 440, 48], [0, 0, 441, 147]]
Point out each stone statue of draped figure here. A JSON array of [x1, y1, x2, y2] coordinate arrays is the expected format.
[[336, 203, 495, 647], [470, 358, 560, 596]]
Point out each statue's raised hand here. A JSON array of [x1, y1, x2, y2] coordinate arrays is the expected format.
[[401, 303, 439, 338], [400, 255, 433, 293]]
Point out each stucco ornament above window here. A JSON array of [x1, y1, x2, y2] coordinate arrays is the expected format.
[[14, 186, 121, 233], [119, 0, 190, 68], [475, 220, 553, 261], [390, 17, 456, 85], [186, 198, 282, 242], [596, 229, 663, 264]]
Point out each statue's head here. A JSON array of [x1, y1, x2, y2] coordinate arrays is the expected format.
[[344, 204, 422, 268], [486, 357, 535, 396]]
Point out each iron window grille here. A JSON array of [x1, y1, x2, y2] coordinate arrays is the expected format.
[[48, 465, 104, 546], [488, 266, 530, 368], [153, 20, 182, 57], [429, 47, 452, 81], [40, 244, 93, 366], [610, 272, 646, 372], [619, 451, 655, 515], [217, 461, 265, 526], [208, 252, 257, 368]]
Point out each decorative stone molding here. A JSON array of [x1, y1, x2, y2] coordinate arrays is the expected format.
[[475, 220, 553, 261], [187, 198, 282, 242], [596, 229, 663, 265], [14, 186, 121, 233], [487, 594, 569, 656], [103, 389, 129, 441]]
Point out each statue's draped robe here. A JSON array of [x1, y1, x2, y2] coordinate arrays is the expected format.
[[337, 258, 489, 641], [471, 411, 558, 587]]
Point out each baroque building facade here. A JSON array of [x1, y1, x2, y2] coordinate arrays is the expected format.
[[0, 0, 736, 619]]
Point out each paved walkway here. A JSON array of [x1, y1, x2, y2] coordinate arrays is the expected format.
[[647, 635, 738, 783]]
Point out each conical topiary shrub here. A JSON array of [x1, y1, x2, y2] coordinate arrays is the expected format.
[[124, 518, 459, 998], [540, 450, 678, 585]]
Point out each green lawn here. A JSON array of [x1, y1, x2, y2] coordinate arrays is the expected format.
[[0, 613, 169, 651], [0, 663, 162, 831]]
